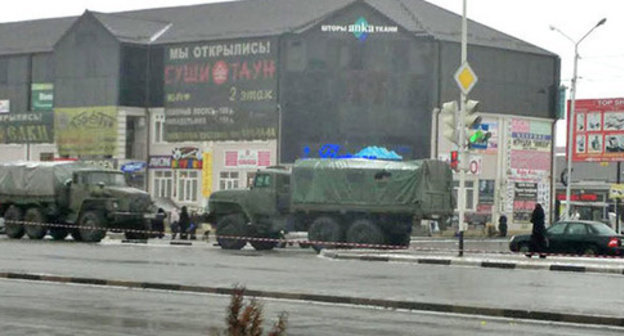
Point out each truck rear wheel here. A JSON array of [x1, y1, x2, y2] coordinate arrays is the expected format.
[[308, 216, 344, 252], [216, 214, 248, 250], [24, 207, 48, 240], [49, 227, 69, 240], [4, 205, 25, 239], [346, 219, 385, 247], [78, 210, 107, 243]]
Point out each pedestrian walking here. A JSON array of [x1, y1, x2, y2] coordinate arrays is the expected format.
[[170, 207, 180, 240], [498, 214, 508, 237], [530, 203, 547, 258], [151, 208, 166, 239], [179, 206, 191, 240]]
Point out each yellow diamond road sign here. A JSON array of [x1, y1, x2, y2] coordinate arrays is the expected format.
[[454, 62, 478, 94]]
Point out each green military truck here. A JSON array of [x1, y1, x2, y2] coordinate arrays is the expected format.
[[207, 158, 454, 251], [0, 161, 153, 242]]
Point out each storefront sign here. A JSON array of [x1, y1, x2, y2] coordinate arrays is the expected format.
[[55, 106, 117, 157], [225, 150, 271, 168], [321, 16, 399, 41], [569, 97, 624, 162], [0, 99, 9, 113], [609, 184, 624, 199], [508, 119, 552, 180], [149, 156, 172, 169], [164, 38, 278, 142], [202, 152, 213, 197], [513, 182, 537, 224], [31, 83, 54, 110], [172, 147, 203, 169], [0, 111, 54, 143], [120, 161, 146, 173]]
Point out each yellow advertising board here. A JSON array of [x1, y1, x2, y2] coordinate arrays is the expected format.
[[609, 184, 624, 199], [54, 106, 117, 157], [202, 152, 213, 197]]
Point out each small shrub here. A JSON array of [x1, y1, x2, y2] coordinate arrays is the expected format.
[[211, 286, 288, 336]]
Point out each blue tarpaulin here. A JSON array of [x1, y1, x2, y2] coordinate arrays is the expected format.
[[353, 146, 402, 160]]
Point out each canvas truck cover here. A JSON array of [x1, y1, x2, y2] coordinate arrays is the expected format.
[[291, 159, 454, 214], [0, 161, 89, 197]]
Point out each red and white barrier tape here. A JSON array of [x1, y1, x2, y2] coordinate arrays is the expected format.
[[4, 219, 623, 258]]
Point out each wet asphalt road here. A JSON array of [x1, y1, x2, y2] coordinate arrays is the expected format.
[[1, 235, 624, 321], [2, 279, 623, 336]]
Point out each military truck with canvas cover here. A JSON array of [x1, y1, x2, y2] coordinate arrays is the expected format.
[[207, 159, 454, 250], [0, 161, 153, 242]]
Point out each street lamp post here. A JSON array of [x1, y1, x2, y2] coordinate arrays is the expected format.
[[550, 18, 606, 219]]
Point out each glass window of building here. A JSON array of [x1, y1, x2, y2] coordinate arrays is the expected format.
[[153, 170, 173, 198], [177, 170, 198, 202], [220, 171, 239, 190]]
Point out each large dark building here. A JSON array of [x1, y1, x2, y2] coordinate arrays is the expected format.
[[0, 0, 559, 228]]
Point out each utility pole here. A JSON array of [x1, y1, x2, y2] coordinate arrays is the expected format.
[[457, 0, 468, 256]]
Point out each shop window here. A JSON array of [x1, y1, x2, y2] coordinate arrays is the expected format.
[[177, 170, 198, 203], [453, 180, 475, 211], [153, 115, 165, 143], [219, 171, 239, 190], [153, 170, 173, 198]]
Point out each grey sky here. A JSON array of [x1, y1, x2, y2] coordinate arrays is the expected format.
[[2, 0, 622, 146]]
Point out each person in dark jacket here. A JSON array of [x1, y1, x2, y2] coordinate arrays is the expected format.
[[498, 214, 508, 237], [179, 206, 191, 240], [530, 203, 547, 258], [151, 208, 166, 239]]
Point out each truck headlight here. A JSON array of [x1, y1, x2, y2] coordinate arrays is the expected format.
[[113, 201, 119, 209]]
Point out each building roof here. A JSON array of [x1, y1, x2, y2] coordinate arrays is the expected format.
[[0, 16, 76, 55], [0, 0, 555, 56]]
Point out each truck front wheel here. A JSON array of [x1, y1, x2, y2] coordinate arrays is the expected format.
[[4, 205, 25, 239], [346, 219, 385, 247], [308, 216, 344, 252], [78, 210, 107, 243], [24, 207, 48, 240], [216, 214, 248, 250]]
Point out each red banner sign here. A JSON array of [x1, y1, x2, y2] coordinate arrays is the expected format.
[[568, 97, 624, 162]]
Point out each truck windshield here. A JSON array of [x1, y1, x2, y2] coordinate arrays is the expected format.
[[254, 174, 271, 188], [84, 172, 128, 187]]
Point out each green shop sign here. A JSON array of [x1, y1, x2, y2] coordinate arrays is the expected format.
[[31, 83, 54, 111]]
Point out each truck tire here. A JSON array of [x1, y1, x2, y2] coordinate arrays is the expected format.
[[24, 207, 48, 240], [70, 229, 82, 242], [78, 210, 107, 243], [308, 216, 344, 252], [216, 214, 248, 250], [49, 227, 69, 241], [4, 205, 25, 239], [346, 219, 385, 247]]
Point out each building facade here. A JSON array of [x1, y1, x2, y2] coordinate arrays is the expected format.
[[0, 0, 560, 228]]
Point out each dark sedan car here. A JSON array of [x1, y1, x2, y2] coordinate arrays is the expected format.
[[509, 220, 624, 256]]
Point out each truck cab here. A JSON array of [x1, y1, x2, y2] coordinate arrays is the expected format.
[[207, 167, 291, 250]]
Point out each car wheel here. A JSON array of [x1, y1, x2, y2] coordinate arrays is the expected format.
[[216, 214, 248, 250], [4, 205, 25, 239], [517, 242, 532, 257], [24, 207, 48, 240], [582, 245, 598, 256]]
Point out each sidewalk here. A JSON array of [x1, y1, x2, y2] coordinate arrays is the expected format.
[[320, 249, 624, 276]]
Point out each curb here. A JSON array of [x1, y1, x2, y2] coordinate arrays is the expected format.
[[1, 271, 623, 328], [320, 250, 624, 276]]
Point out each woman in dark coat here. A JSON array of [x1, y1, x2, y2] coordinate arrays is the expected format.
[[530, 203, 547, 257], [179, 206, 190, 240]]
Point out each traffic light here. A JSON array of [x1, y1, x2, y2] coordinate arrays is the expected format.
[[440, 101, 459, 146], [450, 150, 459, 172], [464, 99, 491, 149]]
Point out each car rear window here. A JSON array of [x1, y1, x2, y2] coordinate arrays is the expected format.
[[588, 223, 617, 235]]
